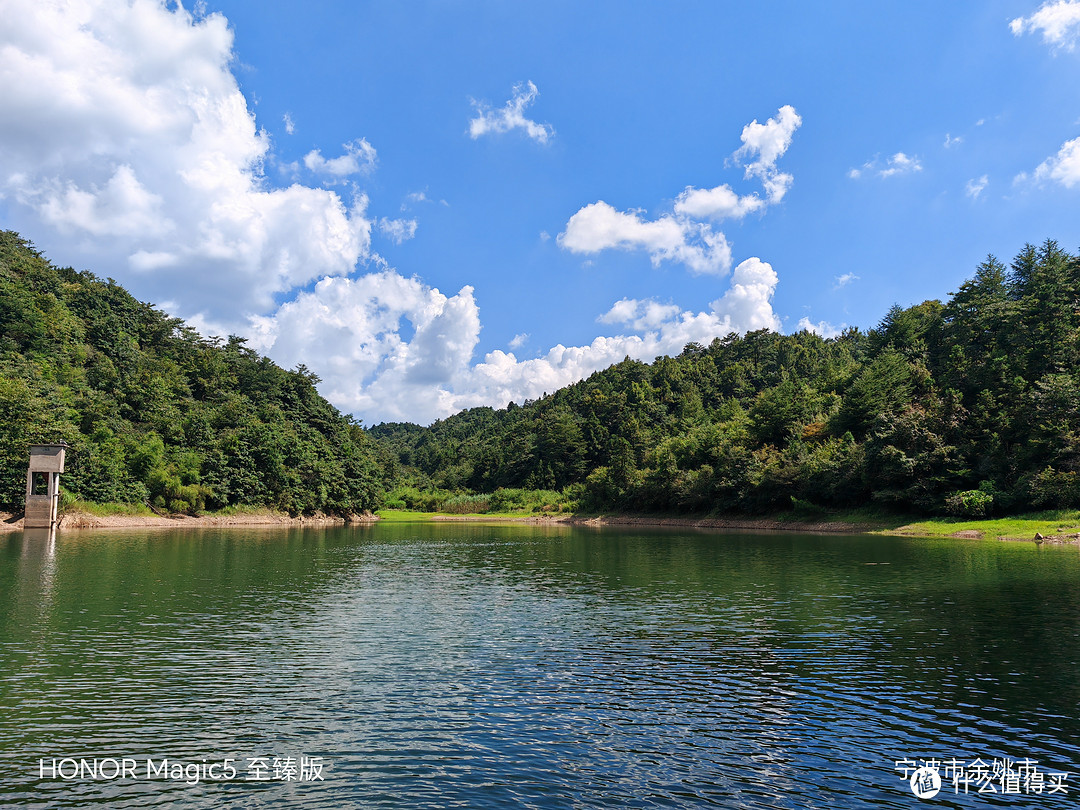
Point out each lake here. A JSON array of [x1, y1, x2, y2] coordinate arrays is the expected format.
[[1, 523, 1078, 808]]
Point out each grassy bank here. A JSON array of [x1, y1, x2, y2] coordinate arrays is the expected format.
[[886, 510, 1080, 540], [374, 504, 1080, 540], [59, 500, 305, 520], [61, 499, 156, 517], [16, 494, 1080, 539], [0, 500, 371, 532], [381, 486, 577, 515], [373, 509, 558, 523], [753, 504, 1080, 538]]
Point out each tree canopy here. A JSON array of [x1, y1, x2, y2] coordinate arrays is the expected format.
[[371, 240, 1080, 517], [6, 229, 1079, 520], [0, 231, 384, 515]]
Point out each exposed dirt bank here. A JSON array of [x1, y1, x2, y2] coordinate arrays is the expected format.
[[1000, 532, 1080, 545], [431, 513, 877, 533], [429, 514, 574, 524], [2, 509, 875, 534], [0, 510, 376, 532], [569, 514, 879, 533], [7, 509, 1071, 542]]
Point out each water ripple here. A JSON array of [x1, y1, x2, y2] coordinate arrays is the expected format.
[[1, 526, 1078, 807]]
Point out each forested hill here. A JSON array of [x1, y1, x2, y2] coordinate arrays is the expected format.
[[371, 240, 1080, 517], [0, 231, 383, 515]]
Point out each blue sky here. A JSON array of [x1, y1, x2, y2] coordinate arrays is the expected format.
[[1, 1, 1079, 423]]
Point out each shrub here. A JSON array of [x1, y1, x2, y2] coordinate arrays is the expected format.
[[441, 493, 491, 514], [944, 489, 994, 517], [1028, 467, 1080, 509]]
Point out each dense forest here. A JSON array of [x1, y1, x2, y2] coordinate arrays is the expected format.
[[372, 240, 1080, 518], [4, 228, 1079, 520], [0, 231, 383, 516]]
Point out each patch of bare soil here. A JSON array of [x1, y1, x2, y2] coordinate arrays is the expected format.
[[429, 514, 572, 523], [566, 515, 877, 533], [1, 510, 377, 532], [1000, 532, 1080, 545]]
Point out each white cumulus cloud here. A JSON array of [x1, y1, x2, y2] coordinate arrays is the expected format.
[[0, 0, 373, 330], [1011, 1, 1080, 51], [303, 138, 377, 179], [966, 175, 989, 198], [0, 0, 792, 425], [880, 152, 922, 177], [849, 152, 923, 179], [377, 217, 418, 244], [673, 184, 765, 220], [599, 299, 683, 331], [673, 105, 801, 220], [796, 317, 844, 339], [733, 104, 802, 202], [1018, 137, 1080, 187], [559, 106, 799, 276], [834, 272, 859, 288], [252, 257, 781, 424], [468, 80, 554, 144], [559, 201, 732, 275]]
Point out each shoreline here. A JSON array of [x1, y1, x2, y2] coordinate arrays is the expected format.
[[430, 513, 879, 534], [2, 510, 878, 535], [0, 510, 377, 532], [399, 512, 1080, 542], [1, 508, 1077, 543], [0, 509, 888, 535], [568, 514, 880, 533]]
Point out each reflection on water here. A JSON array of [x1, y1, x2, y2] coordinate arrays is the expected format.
[[1, 523, 1078, 808]]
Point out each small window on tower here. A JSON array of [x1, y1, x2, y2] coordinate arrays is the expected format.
[[31, 472, 49, 495]]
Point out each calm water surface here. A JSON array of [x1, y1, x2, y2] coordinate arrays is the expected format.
[[1, 523, 1078, 808]]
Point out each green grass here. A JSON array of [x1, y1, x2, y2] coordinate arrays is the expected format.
[[755, 505, 1080, 538], [374, 509, 561, 522], [62, 499, 156, 517], [57, 496, 1080, 540], [374, 509, 437, 522], [770, 504, 909, 529], [737, 503, 1080, 538], [208, 504, 290, 517], [382, 485, 578, 516], [375, 504, 1080, 540], [61, 500, 293, 519], [887, 510, 1080, 539]]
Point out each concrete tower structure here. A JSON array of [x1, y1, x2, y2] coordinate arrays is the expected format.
[[25, 444, 66, 529]]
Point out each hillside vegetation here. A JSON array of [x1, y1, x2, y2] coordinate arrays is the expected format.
[[6, 228, 1078, 524], [372, 241, 1080, 519], [0, 231, 383, 516]]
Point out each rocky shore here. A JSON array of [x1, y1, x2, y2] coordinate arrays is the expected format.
[[0, 510, 377, 532], [430, 513, 877, 533]]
